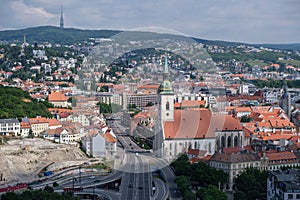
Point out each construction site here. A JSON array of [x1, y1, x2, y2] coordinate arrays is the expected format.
[[0, 138, 89, 186]]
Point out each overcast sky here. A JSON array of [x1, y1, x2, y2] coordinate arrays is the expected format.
[[0, 0, 299, 44]]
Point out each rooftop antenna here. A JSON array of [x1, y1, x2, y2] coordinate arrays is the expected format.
[[60, 3, 64, 29]]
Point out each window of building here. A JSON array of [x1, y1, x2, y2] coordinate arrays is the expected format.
[[296, 194, 300, 199], [288, 194, 293, 199], [166, 102, 170, 110]]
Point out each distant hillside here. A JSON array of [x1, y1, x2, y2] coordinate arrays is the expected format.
[[0, 26, 120, 45], [0, 26, 299, 50]]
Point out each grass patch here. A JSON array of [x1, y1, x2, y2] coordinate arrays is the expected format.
[[279, 59, 300, 68], [246, 59, 266, 67]]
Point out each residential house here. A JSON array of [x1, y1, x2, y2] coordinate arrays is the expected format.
[[20, 121, 31, 137], [0, 119, 20, 136], [209, 152, 261, 191], [267, 169, 300, 200], [48, 91, 69, 108], [28, 117, 49, 136], [81, 127, 117, 159]]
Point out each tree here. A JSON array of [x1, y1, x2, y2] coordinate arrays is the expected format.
[[146, 102, 154, 107], [172, 154, 190, 176], [189, 161, 228, 187], [28, 129, 34, 138], [233, 191, 247, 200], [197, 185, 227, 200], [97, 102, 111, 114], [44, 185, 54, 193], [234, 168, 268, 200], [99, 85, 109, 92], [1, 190, 79, 200], [240, 115, 251, 122], [175, 175, 195, 199], [128, 104, 137, 109]]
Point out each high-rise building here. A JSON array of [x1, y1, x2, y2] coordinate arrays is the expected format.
[[60, 5, 64, 29]]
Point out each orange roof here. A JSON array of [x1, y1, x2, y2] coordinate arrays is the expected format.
[[48, 108, 72, 114], [261, 134, 292, 141], [138, 84, 160, 89], [47, 118, 61, 127], [181, 100, 206, 108], [174, 102, 180, 108], [164, 109, 242, 139], [190, 155, 212, 164], [231, 74, 244, 78], [20, 122, 31, 129], [223, 145, 253, 154], [265, 151, 297, 161], [235, 107, 252, 113], [256, 121, 271, 128], [270, 63, 280, 68], [269, 119, 294, 128], [103, 129, 117, 143], [29, 117, 48, 124], [46, 128, 65, 135], [48, 91, 68, 102]]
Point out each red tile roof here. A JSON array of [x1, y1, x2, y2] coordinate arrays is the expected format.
[[164, 109, 242, 139], [138, 84, 160, 89], [180, 100, 206, 108], [265, 151, 297, 162], [47, 118, 61, 127], [103, 129, 117, 143], [20, 122, 31, 129], [223, 145, 253, 154], [29, 117, 48, 124], [210, 152, 259, 163], [48, 91, 68, 102]]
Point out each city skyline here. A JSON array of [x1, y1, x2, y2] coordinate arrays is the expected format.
[[0, 0, 299, 44]]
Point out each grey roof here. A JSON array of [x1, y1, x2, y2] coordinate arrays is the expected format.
[[0, 118, 19, 124]]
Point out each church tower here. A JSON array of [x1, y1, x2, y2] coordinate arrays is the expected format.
[[158, 56, 174, 122], [280, 80, 291, 119], [60, 5, 64, 29], [153, 56, 174, 158]]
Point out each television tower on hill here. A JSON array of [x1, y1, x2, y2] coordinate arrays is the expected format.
[[60, 5, 64, 29]]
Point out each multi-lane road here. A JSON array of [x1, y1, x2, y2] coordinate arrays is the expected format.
[[31, 113, 178, 199]]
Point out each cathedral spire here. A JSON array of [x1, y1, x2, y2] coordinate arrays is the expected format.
[[60, 5, 64, 29], [158, 55, 174, 95], [163, 55, 169, 80]]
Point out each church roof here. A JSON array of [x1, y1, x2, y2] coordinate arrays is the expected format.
[[163, 109, 242, 140]]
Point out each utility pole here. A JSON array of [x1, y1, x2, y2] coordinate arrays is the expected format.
[[79, 165, 82, 185]]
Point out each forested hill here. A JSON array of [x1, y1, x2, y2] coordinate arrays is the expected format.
[[0, 26, 299, 51], [0, 85, 52, 119], [0, 26, 120, 45]]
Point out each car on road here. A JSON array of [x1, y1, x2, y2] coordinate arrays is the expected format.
[[89, 176, 95, 179]]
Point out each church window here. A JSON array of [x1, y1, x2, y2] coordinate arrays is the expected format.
[[166, 101, 170, 110]]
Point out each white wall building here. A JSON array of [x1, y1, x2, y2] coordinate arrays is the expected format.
[[0, 119, 20, 136]]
